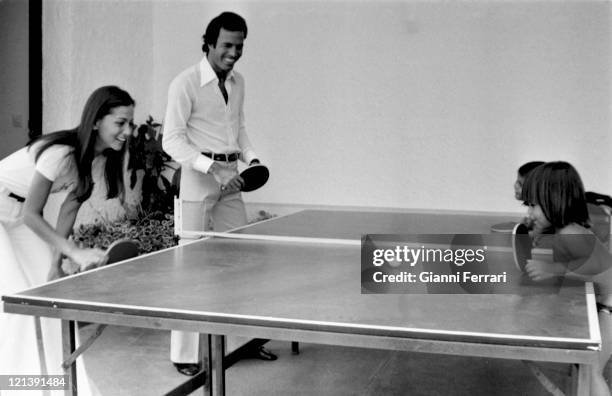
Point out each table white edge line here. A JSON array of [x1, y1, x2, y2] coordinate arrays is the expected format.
[[246, 204, 524, 217], [10, 239, 213, 290], [585, 282, 602, 348], [2, 295, 597, 346], [226, 210, 301, 232], [176, 232, 553, 256], [181, 231, 362, 246], [180, 210, 301, 238]]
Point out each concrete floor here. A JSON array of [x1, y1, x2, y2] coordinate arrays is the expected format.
[[79, 325, 576, 396]]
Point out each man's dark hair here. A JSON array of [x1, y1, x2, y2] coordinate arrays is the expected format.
[[202, 12, 248, 53]]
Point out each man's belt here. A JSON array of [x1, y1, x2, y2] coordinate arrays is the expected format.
[[202, 152, 240, 162], [8, 192, 25, 203]]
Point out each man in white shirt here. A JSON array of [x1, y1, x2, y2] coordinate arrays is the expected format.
[[162, 11, 276, 376]]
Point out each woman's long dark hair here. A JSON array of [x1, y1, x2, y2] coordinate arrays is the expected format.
[[28, 86, 135, 202]]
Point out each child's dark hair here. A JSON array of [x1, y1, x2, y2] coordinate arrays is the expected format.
[[518, 161, 545, 177], [521, 161, 589, 229], [202, 12, 247, 53], [28, 86, 135, 203]]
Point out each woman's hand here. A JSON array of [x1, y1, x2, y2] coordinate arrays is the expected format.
[[46, 250, 67, 281], [67, 247, 108, 272], [525, 259, 565, 281], [46, 262, 67, 281]]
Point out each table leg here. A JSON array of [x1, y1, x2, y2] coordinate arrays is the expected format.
[[211, 335, 225, 396], [575, 363, 592, 396], [61, 320, 77, 396], [199, 334, 212, 396]]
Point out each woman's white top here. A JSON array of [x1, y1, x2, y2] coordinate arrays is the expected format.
[[0, 142, 78, 197]]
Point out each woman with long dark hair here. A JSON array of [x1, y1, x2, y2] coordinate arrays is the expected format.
[[0, 85, 135, 394]]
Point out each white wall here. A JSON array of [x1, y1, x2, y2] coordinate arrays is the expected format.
[[0, 0, 30, 160], [43, 0, 154, 131], [43, 0, 612, 214]]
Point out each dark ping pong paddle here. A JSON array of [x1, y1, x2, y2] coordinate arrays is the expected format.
[[240, 164, 269, 192], [105, 239, 139, 265], [512, 223, 532, 272]]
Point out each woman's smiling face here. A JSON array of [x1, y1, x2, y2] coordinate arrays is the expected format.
[[94, 105, 134, 153]]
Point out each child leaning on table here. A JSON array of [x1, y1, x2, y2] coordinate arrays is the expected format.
[[522, 161, 612, 396]]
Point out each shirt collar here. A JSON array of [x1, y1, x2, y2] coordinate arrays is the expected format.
[[199, 56, 235, 87]]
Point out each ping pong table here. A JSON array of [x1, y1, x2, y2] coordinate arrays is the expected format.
[[2, 209, 601, 395]]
